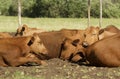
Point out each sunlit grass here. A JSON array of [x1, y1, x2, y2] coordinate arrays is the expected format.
[[0, 16, 120, 32]]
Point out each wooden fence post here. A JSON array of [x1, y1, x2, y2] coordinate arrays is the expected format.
[[99, 0, 102, 27], [88, 0, 91, 27], [18, 0, 22, 26]]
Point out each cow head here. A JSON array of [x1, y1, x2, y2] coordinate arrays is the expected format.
[[82, 26, 118, 48], [60, 38, 85, 62], [27, 33, 48, 55], [82, 26, 100, 47], [15, 24, 45, 36], [15, 24, 29, 36]]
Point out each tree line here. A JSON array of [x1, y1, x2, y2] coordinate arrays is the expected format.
[[0, 0, 120, 18]]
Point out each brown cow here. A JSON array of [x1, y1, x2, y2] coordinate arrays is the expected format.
[[15, 24, 45, 36], [82, 26, 119, 47], [35, 29, 80, 60], [0, 34, 47, 67], [38, 29, 86, 61], [15, 29, 69, 59], [15, 28, 86, 63], [84, 33, 120, 67]]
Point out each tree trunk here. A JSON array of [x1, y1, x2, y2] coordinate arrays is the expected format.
[[99, 0, 102, 27], [18, 0, 22, 26], [88, 0, 91, 27]]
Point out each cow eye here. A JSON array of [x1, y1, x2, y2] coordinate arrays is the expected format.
[[72, 39, 80, 47]]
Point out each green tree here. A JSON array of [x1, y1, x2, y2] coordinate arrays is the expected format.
[[0, 0, 12, 15]]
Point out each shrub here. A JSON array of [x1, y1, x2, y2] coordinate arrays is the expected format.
[[0, 0, 120, 18]]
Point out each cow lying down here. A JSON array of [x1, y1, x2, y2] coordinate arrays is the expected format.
[[84, 33, 120, 67], [0, 34, 47, 67]]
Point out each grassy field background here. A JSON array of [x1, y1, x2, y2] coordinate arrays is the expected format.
[[0, 16, 120, 32]]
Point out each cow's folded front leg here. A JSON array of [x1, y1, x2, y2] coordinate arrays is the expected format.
[[0, 61, 8, 67], [9, 56, 47, 67], [0, 63, 8, 67], [0, 57, 8, 67], [26, 53, 48, 65]]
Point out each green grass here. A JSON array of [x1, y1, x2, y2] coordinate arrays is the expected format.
[[0, 16, 120, 32]]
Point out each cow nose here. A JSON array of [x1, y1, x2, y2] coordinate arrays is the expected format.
[[82, 41, 89, 48]]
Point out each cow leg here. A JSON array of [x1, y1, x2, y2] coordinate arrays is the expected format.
[[0, 62, 8, 67], [9, 56, 47, 67], [0, 61, 8, 67], [0, 57, 8, 67]]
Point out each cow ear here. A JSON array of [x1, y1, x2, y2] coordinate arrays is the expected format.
[[72, 39, 80, 47], [27, 36, 35, 46], [21, 27, 25, 32], [99, 29, 104, 35], [21, 24, 28, 31], [19, 26, 26, 35]]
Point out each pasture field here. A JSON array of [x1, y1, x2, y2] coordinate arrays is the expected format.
[[0, 16, 120, 79], [0, 16, 120, 32]]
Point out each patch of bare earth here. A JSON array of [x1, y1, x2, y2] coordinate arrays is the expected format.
[[0, 58, 120, 79]]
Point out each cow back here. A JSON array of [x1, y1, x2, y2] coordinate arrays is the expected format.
[[85, 33, 120, 67], [38, 31, 65, 59]]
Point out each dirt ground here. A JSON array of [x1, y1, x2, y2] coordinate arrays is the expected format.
[[0, 58, 120, 79]]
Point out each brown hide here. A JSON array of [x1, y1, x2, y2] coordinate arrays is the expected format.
[[104, 25, 120, 33], [60, 29, 80, 37], [83, 26, 100, 47], [15, 27, 86, 62], [37, 31, 66, 59], [60, 30, 85, 62], [85, 33, 120, 67], [37, 29, 85, 60], [0, 32, 12, 38], [0, 35, 47, 67], [98, 25, 119, 40], [98, 30, 117, 40], [60, 38, 85, 62]]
